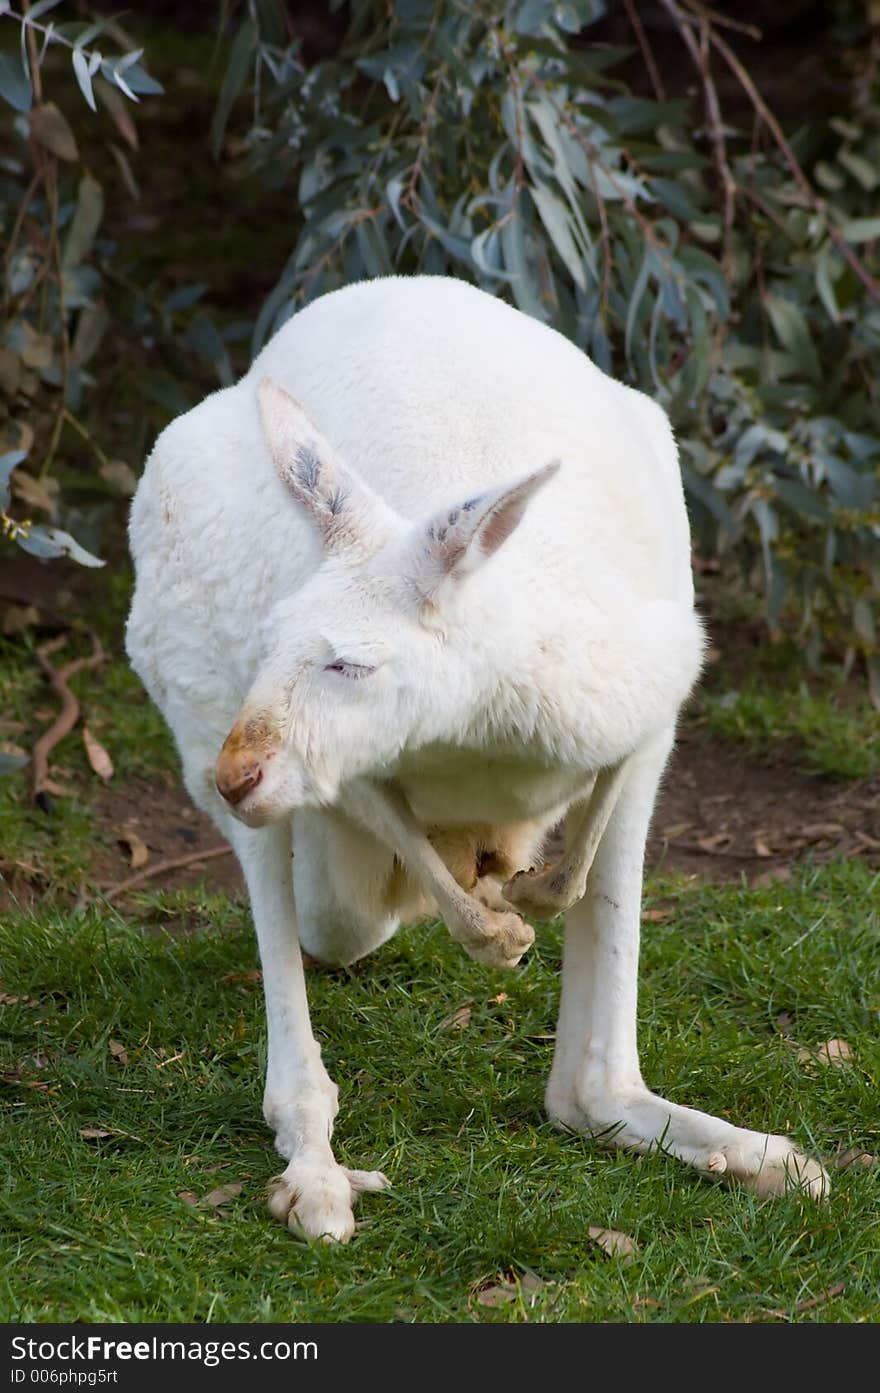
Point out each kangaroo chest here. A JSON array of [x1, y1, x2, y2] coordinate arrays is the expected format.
[[392, 745, 589, 825]]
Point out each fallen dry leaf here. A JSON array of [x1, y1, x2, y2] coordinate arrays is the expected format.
[[475, 1273, 547, 1308], [178, 1191, 200, 1206], [697, 832, 733, 853], [79, 1127, 113, 1141], [0, 740, 28, 761], [203, 1183, 243, 1207], [799, 822, 845, 842], [834, 1147, 875, 1170], [853, 829, 880, 851], [0, 992, 39, 1008], [753, 837, 773, 858], [489, 992, 508, 1005], [816, 1038, 853, 1067], [108, 1039, 129, 1065], [439, 1003, 473, 1031], [476, 1284, 516, 1308], [642, 908, 671, 922], [118, 830, 149, 870], [588, 1226, 640, 1263], [752, 865, 792, 889], [83, 726, 114, 781]]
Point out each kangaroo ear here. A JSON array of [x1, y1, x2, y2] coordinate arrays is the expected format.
[[414, 461, 560, 597], [257, 378, 396, 554]]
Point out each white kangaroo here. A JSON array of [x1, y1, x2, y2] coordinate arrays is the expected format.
[[126, 275, 828, 1241]]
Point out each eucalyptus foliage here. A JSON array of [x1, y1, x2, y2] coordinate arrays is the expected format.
[[0, 0, 162, 567], [218, 0, 880, 697]]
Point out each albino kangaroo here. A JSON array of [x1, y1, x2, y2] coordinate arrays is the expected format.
[[126, 275, 827, 1241]]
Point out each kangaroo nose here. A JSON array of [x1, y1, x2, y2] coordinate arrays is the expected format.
[[215, 748, 263, 806]]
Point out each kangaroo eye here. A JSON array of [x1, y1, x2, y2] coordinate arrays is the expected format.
[[324, 660, 376, 680]]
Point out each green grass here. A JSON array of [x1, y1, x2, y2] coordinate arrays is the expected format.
[[1, 864, 878, 1324], [696, 681, 880, 780], [688, 578, 880, 780]]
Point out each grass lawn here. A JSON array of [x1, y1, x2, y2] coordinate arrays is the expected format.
[[1, 582, 878, 1324], [1, 860, 878, 1324]]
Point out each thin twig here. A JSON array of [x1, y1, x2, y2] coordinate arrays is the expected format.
[[402, 65, 446, 212], [40, 169, 69, 481], [622, 0, 667, 101], [587, 151, 612, 314], [97, 846, 234, 903], [22, 0, 44, 105], [32, 633, 107, 803], [61, 409, 112, 469], [681, 0, 762, 41], [2, 169, 40, 307], [703, 19, 880, 304], [657, 0, 736, 279]]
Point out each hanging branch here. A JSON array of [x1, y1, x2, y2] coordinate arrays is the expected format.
[[621, 0, 667, 102], [656, 0, 735, 280], [669, 0, 880, 305]]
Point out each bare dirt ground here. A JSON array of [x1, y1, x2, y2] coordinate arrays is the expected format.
[[90, 735, 880, 905]]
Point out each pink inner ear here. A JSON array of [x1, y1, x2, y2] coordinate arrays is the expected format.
[[480, 499, 526, 554]]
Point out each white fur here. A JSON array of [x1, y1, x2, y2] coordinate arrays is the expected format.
[[127, 276, 827, 1240]]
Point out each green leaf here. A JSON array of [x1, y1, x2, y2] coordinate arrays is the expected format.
[[624, 250, 652, 363], [0, 752, 28, 776], [499, 208, 546, 321], [852, 597, 875, 646], [764, 294, 821, 382], [354, 219, 393, 277], [23, 0, 63, 19], [185, 314, 233, 387], [680, 461, 736, 536], [773, 476, 829, 523], [837, 148, 878, 192], [211, 20, 255, 159], [71, 301, 109, 367], [16, 525, 104, 568], [71, 47, 97, 113], [814, 246, 839, 322], [840, 216, 880, 244], [63, 174, 104, 268], [111, 63, 163, 97], [0, 449, 27, 510], [814, 160, 844, 191], [0, 51, 32, 113], [530, 184, 587, 290]]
